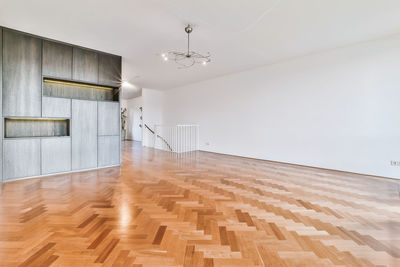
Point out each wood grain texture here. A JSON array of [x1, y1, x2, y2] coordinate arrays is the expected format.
[[98, 53, 121, 87], [2, 29, 42, 117], [42, 40, 73, 79], [43, 81, 114, 101], [71, 99, 97, 170], [72, 47, 98, 84], [42, 96, 71, 118], [98, 135, 120, 167], [3, 138, 40, 180], [0, 27, 3, 182], [0, 27, 2, 117], [41, 137, 71, 175], [0, 141, 399, 266], [4, 118, 69, 138], [98, 101, 120, 136]]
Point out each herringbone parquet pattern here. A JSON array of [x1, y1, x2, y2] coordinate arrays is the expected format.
[[0, 141, 399, 266]]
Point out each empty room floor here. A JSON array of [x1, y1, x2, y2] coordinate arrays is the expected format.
[[0, 141, 399, 266]]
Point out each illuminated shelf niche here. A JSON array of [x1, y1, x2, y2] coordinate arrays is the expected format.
[[43, 78, 118, 101], [4, 118, 70, 138]]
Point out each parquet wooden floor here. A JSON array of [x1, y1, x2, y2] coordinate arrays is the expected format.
[[0, 141, 399, 266]]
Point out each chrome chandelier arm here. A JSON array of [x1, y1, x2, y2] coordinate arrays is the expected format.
[[161, 24, 211, 68]]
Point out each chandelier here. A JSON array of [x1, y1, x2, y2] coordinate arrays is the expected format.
[[161, 25, 211, 69]]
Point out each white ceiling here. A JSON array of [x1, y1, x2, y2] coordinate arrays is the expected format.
[[1, 0, 400, 97]]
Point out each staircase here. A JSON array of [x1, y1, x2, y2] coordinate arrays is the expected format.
[[144, 124, 199, 153]]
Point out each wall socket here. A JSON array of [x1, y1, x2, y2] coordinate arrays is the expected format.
[[390, 161, 400, 166]]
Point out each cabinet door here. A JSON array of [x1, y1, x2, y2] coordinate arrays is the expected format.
[[72, 48, 98, 83], [72, 100, 97, 170], [3, 30, 42, 117], [3, 139, 41, 180], [98, 101, 120, 136], [0, 28, 2, 181], [42, 40, 72, 79], [0, 120, 2, 181], [42, 97, 71, 118], [41, 138, 71, 175], [98, 54, 121, 87], [98, 136, 120, 167]]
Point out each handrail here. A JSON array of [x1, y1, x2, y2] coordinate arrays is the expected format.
[[144, 124, 173, 152]]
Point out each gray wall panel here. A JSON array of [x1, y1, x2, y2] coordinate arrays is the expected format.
[[41, 137, 71, 175], [0, 27, 2, 118], [3, 139, 41, 180], [0, 27, 2, 181], [99, 54, 121, 87], [72, 99, 97, 170], [42, 96, 71, 118], [98, 135, 120, 167], [42, 40, 72, 79], [98, 101, 120, 136], [3, 29, 42, 117], [72, 48, 98, 83]]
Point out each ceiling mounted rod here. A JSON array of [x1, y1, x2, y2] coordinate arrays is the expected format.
[[161, 24, 211, 69]]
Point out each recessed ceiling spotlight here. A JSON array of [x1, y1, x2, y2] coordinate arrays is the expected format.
[[161, 24, 211, 69]]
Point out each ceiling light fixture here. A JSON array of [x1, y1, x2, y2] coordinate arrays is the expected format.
[[162, 25, 211, 69], [122, 81, 133, 88]]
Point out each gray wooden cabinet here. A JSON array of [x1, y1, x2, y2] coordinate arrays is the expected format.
[[98, 136, 120, 167], [0, 27, 2, 119], [99, 54, 121, 87], [0, 27, 3, 181], [72, 99, 97, 170], [42, 97, 71, 118], [0, 120, 2, 182], [42, 40, 73, 79], [41, 137, 71, 175], [0, 27, 121, 182], [98, 101, 120, 136], [3, 139, 41, 180], [2, 29, 42, 117], [73, 48, 98, 83]]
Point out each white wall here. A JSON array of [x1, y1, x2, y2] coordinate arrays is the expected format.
[[121, 97, 142, 141], [162, 34, 400, 179], [142, 88, 165, 147]]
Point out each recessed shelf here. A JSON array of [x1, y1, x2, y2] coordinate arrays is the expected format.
[[43, 77, 119, 101], [4, 118, 70, 138]]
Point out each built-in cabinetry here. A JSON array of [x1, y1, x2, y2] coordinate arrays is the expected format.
[[98, 102, 120, 167], [0, 27, 2, 181], [98, 136, 120, 167], [1, 27, 121, 182], [72, 100, 98, 170], [73, 48, 99, 84], [3, 139, 41, 180], [98, 101, 120, 136], [43, 78, 115, 101], [42, 40, 73, 79], [42, 97, 71, 118], [2, 30, 42, 117], [41, 137, 71, 175], [99, 54, 122, 87], [4, 118, 70, 138]]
